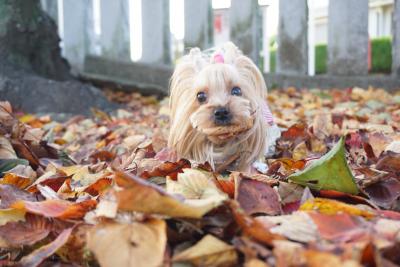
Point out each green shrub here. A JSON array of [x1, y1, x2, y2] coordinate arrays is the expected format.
[[270, 49, 276, 73], [371, 37, 392, 73], [315, 44, 327, 74], [311, 37, 392, 74]]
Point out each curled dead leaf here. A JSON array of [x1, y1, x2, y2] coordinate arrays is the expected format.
[[87, 219, 166, 267], [173, 234, 237, 267]]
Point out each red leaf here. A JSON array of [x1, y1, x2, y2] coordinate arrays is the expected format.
[[141, 159, 191, 180], [364, 177, 400, 209], [308, 212, 367, 242], [17, 227, 73, 267], [281, 123, 309, 141], [89, 150, 116, 162], [376, 151, 400, 174], [215, 179, 235, 198], [235, 177, 281, 216], [11, 199, 97, 220], [0, 214, 52, 247], [228, 201, 284, 246]]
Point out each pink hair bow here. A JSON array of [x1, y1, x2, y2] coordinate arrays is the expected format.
[[213, 53, 224, 63]]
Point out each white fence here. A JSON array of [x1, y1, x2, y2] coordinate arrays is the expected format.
[[41, 0, 400, 91]]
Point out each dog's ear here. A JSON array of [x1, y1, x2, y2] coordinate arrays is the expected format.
[[219, 43, 266, 99], [169, 48, 207, 116], [234, 55, 267, 99]]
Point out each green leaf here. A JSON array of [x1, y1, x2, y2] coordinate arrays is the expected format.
[[288, 137, 359, 195], [0, 159, 29, 174]]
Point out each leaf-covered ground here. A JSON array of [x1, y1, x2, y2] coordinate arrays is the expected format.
[[1, 87, 400, 267]]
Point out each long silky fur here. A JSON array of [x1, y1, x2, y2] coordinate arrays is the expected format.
[[168, 43, 268, 171]]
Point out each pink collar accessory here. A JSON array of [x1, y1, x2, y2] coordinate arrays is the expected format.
[[261, 101, 274, 125]]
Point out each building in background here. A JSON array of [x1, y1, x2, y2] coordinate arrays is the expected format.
[[314, 0, 394, 44]]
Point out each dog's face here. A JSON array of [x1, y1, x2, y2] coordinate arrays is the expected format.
[[189, 63, 255, 145], [168, 43, 267, 171]]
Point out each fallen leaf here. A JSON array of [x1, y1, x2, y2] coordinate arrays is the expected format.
[[173, 234, 237, 266], [141, 158, 191, 180], [17, 227, 73, 267], [166, 169, 228, 212], [0, 214, 52, 248], [0, 208, 25, 226], [272, 158, 306, 174], [235, 176, 281, 215], [229, 201, 284, 246], [281, 123, 309, 141], [376, 151, 400, 174], [87, 219, 166, 267], [292, 141, 309, 161], [304, 250, 361, 267], [363, 177, 400, 209], [385, 140, 400, 153], [115, 171, 224, 218], [0, 136, 17, 159], [273, 240, 306, 267], [0, 158, 29, 174], [289, 137, 359, 194], [312, 112, 333, 140], [300, 198, 375, 219], [278, 182, 305, 205], [257, 212, 318, 242], [0, 184, 37, 208], [308, 212, 367, 242], [0, 173, 33, 189], [11, 199, 97, 220]]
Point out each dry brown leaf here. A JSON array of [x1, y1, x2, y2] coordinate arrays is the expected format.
[[0, 136, 17, 159], [257, 212, 318, 243], [87, 219, 166, 267], [115, 171, 224, 218], [312, 112, 333, 139], [17, 227, 73, 267], [173, 234, 237, 267]]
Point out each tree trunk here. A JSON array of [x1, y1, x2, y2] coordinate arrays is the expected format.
[[0, 0, 71, 80], [0, 0, 117, 115]]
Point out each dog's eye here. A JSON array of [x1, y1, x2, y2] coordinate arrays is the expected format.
[[197, 91, 207, 103], [231, 87, 242, 96]]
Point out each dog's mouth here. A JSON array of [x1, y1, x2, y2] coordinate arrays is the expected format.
[[199, 117, 254, 141]]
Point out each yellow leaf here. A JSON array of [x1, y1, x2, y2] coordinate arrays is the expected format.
[[300, 198, 375, 219], [292, 141, 308, 161], [0, 173, 33, 189], [173, 235, 237, 266], [0, 208, 25, 226]]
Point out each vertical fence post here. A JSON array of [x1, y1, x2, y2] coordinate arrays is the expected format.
[[99, 0, 130, 61], [393, 0, 400, 76], [61, 0, 91, 73], [230, 0, 261, 64], [262, 5, 270, 73], [277, 0, 308, 75], [184, 0, 213, 50], [327, 0, 368, 76], [141, 0, 171, 64]]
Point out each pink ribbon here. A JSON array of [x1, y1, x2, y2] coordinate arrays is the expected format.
[[214, 53, 224, 63]]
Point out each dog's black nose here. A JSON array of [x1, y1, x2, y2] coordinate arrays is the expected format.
[[214, 107, 231, 125]]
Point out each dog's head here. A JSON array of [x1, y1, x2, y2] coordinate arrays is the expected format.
[[168, 42, 267, 170]]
